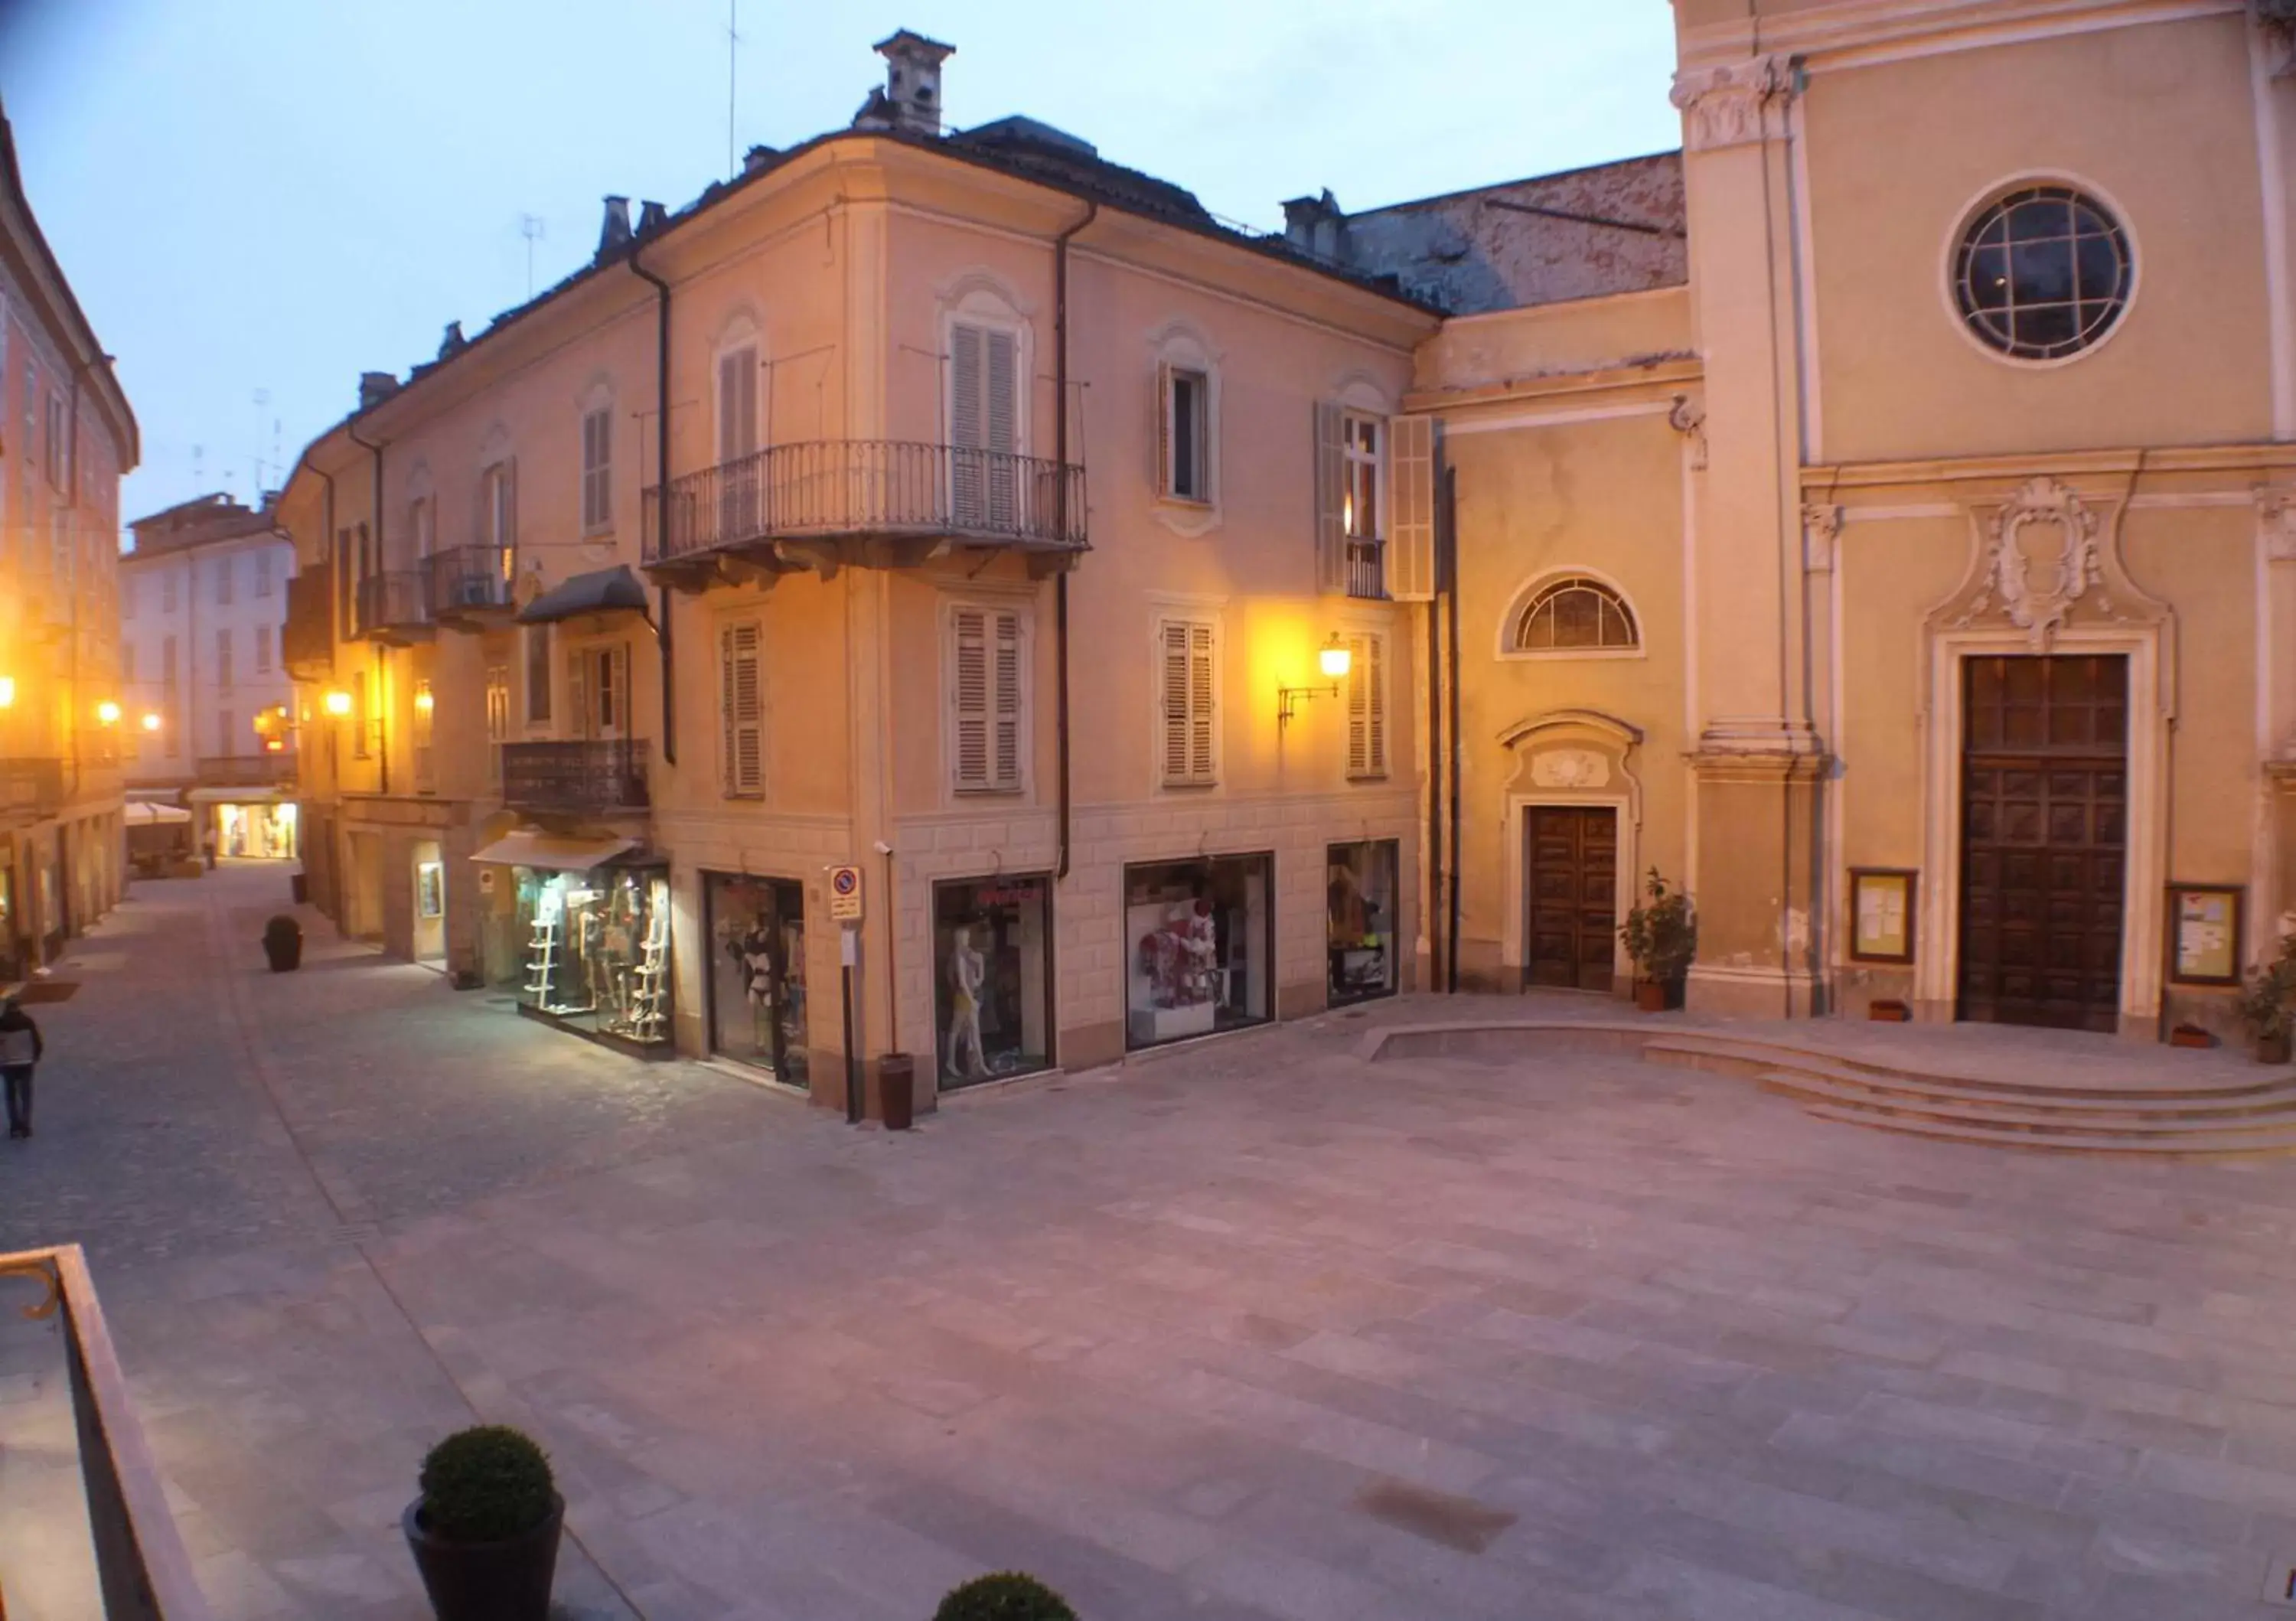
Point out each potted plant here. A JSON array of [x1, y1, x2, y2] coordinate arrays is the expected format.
[[261, 915, 302, 973], [935, 1573, 1079, 1621], [1619, 867, 1696, 1013], [403, 1424, 562, 1621], [2236, 938, 2296, 1065]]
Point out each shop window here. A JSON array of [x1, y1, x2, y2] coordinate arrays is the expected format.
[[706, 872, 807, 1086], [1328, 840, 1399, 1004], [935, 875, 1053, 1088], [950, 605, 1024, 794], [1125, 854, 1272, 1049], [516, 863, 671, 1049]]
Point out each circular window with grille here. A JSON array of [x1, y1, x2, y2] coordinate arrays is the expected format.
[[1951, 184, 2133, 362]]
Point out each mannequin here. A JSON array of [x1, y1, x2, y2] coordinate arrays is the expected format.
[[946, 925, 990, 1081]]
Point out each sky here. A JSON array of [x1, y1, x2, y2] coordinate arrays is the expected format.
[[0, 0, 1680, 538]]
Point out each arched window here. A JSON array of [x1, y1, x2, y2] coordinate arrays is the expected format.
[[1515, 576, 1638, 652]]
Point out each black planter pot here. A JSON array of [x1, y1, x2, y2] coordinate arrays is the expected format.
[[263, 937, 302, 972], [403, 1494, 563, 1621]]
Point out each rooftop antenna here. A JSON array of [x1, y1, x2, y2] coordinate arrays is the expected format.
[[251, 388, 270, 493], [191, 442, 204, 490], [727, 0, 740, 176], [519, 214, 546, 298]]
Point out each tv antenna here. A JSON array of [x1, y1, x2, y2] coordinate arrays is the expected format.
[[726, 0, 740, 176], [252, 388, 271, 493], [519, 214, 546, 298]]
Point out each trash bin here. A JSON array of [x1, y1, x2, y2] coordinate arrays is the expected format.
[[290, 872, 309, 905], [874, 1053, 915, 1132]]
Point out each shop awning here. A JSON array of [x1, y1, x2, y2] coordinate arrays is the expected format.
[[185, 786, 292, 806], [122, 801, 193, 825], [516, 565, 651, 625], [468, 830, 637, 872]]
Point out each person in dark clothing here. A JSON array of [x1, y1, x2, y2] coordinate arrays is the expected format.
[[0, 993, 43, 1139]]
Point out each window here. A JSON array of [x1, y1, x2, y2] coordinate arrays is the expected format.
[[409, 495, 434, 561], [1317, 402, 1389, 598], [1344, 631, 1387, 780], [524, 624, 552, 725], [949, 320, 1019, 527], [1157, 617, 1218, 788], [1953, 184, 2132, 361], [43, 391, 64, 488], [481, 463, 516, 552], [255, 549, 273, 597], [571, 644, 626, 737], [950, 605, 1025, 794], [1515, 576, 1639, 653], [352, 672, 369, 758], [218, 709, 234, 758], [719, 621, 763, 797], [413, 679, 435, 789], [162, 568, 177, 614], [216, 629, 233, 687], [581, 406, 612, 533], [1342, 413, 1381, 541], [51, 508, 70, 589], [215, 552, 233, 605], [716, 347, 758, 464], [484, 663, 509, 788], [254, 625, 272, 674], [122, 574, 135, 620], [161, 634, 178, 695], [1160, 366, 1211, 503]]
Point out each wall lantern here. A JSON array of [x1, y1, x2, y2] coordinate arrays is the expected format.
[[140, 712, 162, 732], [413, 688, 435, 716], [1279, 634, 1353, 729], [95, 700, 122, 726], [0, 676, 14, 709], [323, 689, 354, 718]]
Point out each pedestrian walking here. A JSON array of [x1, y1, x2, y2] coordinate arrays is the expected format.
[[0, 991, 42, 1139]]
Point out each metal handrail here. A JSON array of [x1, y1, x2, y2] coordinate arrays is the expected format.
[[642, 439, 1089, 563], [499, 738, 649, 814], [0, 1244, 213, 1620], [353, 570, 429, 636], [424, 545, 515, 618]]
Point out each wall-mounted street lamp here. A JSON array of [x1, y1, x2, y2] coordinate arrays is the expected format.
[[95, 700, 122, 726], [323, 689, 353, 718], [1277, 634, 1353, 729], [140, 712, 161, 733], [0, 676, 15, 709]]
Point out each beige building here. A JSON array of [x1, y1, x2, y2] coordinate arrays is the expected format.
[[0, 101, 135, 983], [281, 32, 1433, 1105]]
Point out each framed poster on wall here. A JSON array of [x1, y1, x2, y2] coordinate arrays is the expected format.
[[1848, 869, 1917, 964], [2167, 884, 2243, 987]]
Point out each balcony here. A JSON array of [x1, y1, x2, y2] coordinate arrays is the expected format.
[[353, 570, 432, 645], [197, 753, 294, 789], [1344, 539, 1386, 600], [0, 757, 66, 820], [282, 565, 335, 677], [501, 739, 649, 816], [426, 544, 517, 629], [642, 439, 1088, 589]]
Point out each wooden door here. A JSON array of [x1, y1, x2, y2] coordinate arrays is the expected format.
[[1958, 655, 2127, 1032], [1526, 807, 1618, 991]]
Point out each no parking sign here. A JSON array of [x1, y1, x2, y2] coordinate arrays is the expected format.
[[828, 863, 864, 922]]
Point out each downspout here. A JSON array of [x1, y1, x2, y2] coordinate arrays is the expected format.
[[64, 356, 91, 801], [629, 240, 677, 768], [1053, 199, 1097, 881], [1425, 554, 1443, 996], [1443, 465, 1462, 993], [345, 421, 388, 796]]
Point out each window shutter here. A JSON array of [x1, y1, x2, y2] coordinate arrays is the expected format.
[[1313, 400, 1346, 594], [951, 324, 985, 524], [1159, 618, 1216, 786], [1388, 415, 1436, 602], [504, 458, 519, 552], [1347, 632, 1387, 779], [566, 644, 586, 739], [717, 349, 758, 463], [1159, 621, 1192, 785], [1187, 622, 1216, 782], [952, 606, 990, 790], [721, 621, 762, 796], [993, 609, 1022, 790], [986, 329, 1018, 527], [1154, 361, 1174, 497]]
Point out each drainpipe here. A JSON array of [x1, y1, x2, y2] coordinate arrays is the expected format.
[[1425, 558, 1443, 995], [344, 421, 388, 796], [1443, 465, 1462, 993], [1052, 199, 1097, 881], [629, 240, 677, 768]]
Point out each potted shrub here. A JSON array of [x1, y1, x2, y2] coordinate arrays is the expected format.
[[1618, 867, 1696, 1012], [2236, 938, 2296, 1065], [261, 915, 302, 973], [935, 1573, 1079, 1621], [402, 1425, 562, 1621]]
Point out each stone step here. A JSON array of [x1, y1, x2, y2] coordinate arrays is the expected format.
[[1760, 1071, 2296, 1137], [1749, 1062, 2296, 1122], [1795, 1101, 2296, 1159], [1643, 1033, 2292, 1103]]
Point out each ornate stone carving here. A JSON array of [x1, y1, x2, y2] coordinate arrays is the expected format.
[[2258, 485, 2296, 562], [1802, 503, 1842, 574], [1530, 749, 1609, 790], [1669, 55, 1792, 152], [1952, 477, 2115, 651], [1668, 394, 1707, 471]]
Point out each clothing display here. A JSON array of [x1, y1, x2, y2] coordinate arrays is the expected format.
[[706, 872, 807, 1084], [933, 876, 1052, 1088], [1327, 840, 1399, 1004], [515, 863, 672, 1048], [1124, 855, 1271, 1049]]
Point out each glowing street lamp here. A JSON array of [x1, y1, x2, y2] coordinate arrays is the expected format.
[[141, 712, 162, 733], [1318, 635, 1353, 681], [0, 676, 14, 709], [1279, 634, 1355, 729], [323, 689, 354, 718], [96, 700, 122, 726]]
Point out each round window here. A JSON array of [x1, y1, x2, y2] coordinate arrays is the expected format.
[[1952, 184, 2132, 362]]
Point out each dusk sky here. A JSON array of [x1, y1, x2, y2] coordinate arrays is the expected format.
[[0, 0, 1678, 540]]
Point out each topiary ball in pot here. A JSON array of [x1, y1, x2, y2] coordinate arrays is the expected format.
[[405, 1426, 562, 1621], [934, 1572, 1080, 1621]]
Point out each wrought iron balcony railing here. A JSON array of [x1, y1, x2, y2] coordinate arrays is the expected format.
[[500, 738, 648, 815], [197, 753, 295, 788], [353, 570, 431, 643], [0, 1244, 214, 1619], [425, 545, 517, 628], [0, 756, 66, 819], [642, 439, 1088, 566], [1344, 538, 1386, 600]]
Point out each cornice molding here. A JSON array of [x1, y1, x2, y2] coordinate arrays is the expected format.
[[1677, 0, 2239, 74]]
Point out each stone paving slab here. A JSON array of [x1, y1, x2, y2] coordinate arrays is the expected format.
[[8, 869, 2296, 1616]]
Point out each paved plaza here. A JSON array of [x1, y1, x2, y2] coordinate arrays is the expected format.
[[10, 869, 2296, 1616]]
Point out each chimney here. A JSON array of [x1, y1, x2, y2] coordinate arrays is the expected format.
[[438, 321, 467, 360], [357, 371, 399, 411], [596, 196, 632, 260], [742, 144, 778, 174], [637, 200, 669, 235], [874, 30, 954, 136], [1281, 190, 1348, 263]]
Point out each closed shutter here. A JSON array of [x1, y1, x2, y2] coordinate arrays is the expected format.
[[717, 348, 758, 462], [566, 644, 587, 739], [950, 606, 1023, 793], [1313, 400, 1346, 593], [1154, 361, 1173, 497], [1388, 415, 1436, 602], [951, 325, 983, 523], [951, 323, 1019, 529], [992, 609, 1022, 788], [720, 621, 762, 797], [1346, 631, 1387, 779], [952, 606, 990, 789], [1159, 618, 1217, 787]]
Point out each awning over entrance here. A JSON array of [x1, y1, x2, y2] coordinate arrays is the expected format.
[[185, 786, 292, 807], [467, 830, 637, 872], [516, 565, 651, 625], [122, 801, 193, 825]]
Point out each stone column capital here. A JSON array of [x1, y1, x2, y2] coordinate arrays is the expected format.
[[1670, 54, 1795, 152]]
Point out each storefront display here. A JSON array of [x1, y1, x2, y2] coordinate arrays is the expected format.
[[706, 872, 808, 1086], [217, 800, 298, 859], [1125, 855, 1271, 1049], [514, 862, 671, 1051], [934, 875, 1052, 1088], [1327, 840, 1399, 1004]]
